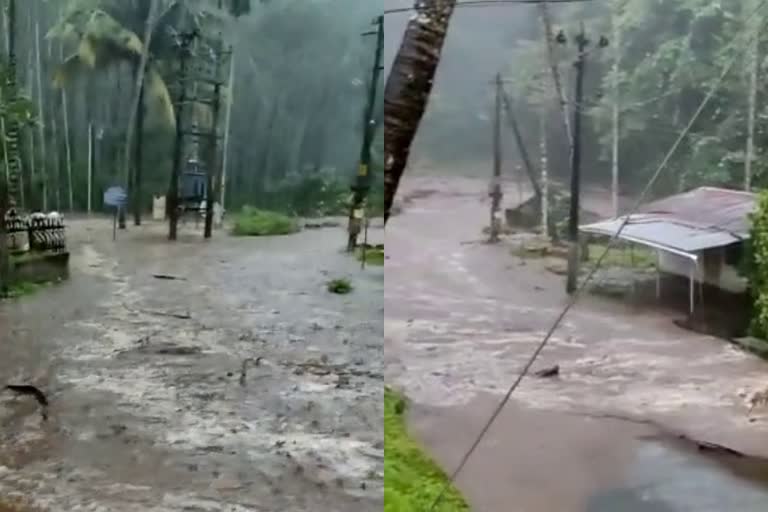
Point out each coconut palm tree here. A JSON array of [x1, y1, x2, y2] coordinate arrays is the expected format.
[[384, 0, 457, 223], [48, 0, 252, 225]]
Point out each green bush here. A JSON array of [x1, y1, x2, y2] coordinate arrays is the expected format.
[[384, 388, 469, 512], [327, 278, 353, 294], [747, 191, 768, 338], [232, 207, 300, 237]]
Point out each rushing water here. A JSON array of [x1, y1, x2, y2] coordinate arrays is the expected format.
[[588, 439, 768, 511]]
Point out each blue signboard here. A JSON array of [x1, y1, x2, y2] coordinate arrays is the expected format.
[[104, 186, 127, 208]]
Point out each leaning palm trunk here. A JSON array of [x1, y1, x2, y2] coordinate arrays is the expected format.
[[383, 0, 456, 223], [122, 0, 159, 228]]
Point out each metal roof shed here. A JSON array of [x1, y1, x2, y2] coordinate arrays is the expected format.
[[579, 187, 756, 315]]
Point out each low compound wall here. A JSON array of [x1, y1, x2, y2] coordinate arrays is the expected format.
[[11, 251, 70, 285]]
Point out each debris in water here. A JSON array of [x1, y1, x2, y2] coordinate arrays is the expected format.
[[152, 274, 187, 281], [534, 365, 560, 378], [677, 434, 746, 458], [5, 384, 49, 421], [240, 357, 263, 386], [123, 302, 192, 320]]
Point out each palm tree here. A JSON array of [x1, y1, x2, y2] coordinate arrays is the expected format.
[[50, 0, 253, 225], [48, 0, 182, 226], [383, 0, 457, 223]]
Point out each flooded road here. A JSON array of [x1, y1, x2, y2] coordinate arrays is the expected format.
[[385, 176, 768, 511], [0, 217, 383, 511]]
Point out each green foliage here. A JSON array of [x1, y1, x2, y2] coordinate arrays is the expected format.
[[357, 245, 385, 266], [228, 165, 384, 220], [260, 175, 349, 217], [747, 190, 768, 338], [384, 387, 469, 512], [48, 1, 178, 128], [6, 280, 48, 299], [498, 0, 768, 193], [326, 278, 353, 295], [231, 207, 300, 236]]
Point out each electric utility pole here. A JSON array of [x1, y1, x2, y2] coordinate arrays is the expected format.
[[566, 23, 607, 294], [489, 73, 503, 243], [347, 15, 384, 253]]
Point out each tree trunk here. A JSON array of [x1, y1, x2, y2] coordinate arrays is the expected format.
[[745, 7, 759, 192], [383, 0, 456, 223], [220, 44, 236, 209], [611, 3, 622, 216], [133, 79, 145, 226], [60, 42, 74, 212], [26, 40, 35, 210], [35, 21, 47, 211], [124, 0, 159, 229], [0, 0, 16, 296], [47, 37, 62, 212]]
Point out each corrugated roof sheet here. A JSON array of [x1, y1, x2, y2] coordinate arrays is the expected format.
[[639, 187, 755, 235], [580, 187, 756, 255]]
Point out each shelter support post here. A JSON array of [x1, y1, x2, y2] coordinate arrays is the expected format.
[[630, 244, 636, 297], [689, 262, 695, 316], [656, 250, 661, 300]]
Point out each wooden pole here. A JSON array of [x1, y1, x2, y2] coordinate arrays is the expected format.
[[540, 108, 549, 237], [490, 73, 503, 243], [500, 89, 542, 200]]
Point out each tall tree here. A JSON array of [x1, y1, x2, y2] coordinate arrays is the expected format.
[[384, 0, 456, 222], [745, 0, 760, 192]]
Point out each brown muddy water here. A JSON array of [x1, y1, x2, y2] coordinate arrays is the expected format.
[[386, 176, 768, 512], [0, 217, 383, 512]]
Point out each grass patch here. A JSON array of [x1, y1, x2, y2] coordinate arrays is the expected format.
[[8, 281, 47, 298], [327, 278, 353, 294], [513, 239, 657, 270], [1, 280, 53, 299], [357, 245, 385, 266], [232, 207, 300, 237], [385, 388, 469, 512]]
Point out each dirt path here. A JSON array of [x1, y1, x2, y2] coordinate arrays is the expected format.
[[386, 176, 768, 511], [0, 218, 383, 512]]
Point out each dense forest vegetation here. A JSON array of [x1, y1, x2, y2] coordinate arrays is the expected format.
[[0, 0, 383, 219], [387, 0, 768, 201]]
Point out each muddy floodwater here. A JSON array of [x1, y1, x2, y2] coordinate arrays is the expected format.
[[0, 217, 383, 512], [386, 176, 768, 512]]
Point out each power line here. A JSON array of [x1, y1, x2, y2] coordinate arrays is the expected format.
[[424, 1, 768, 509], [384, 0, 599, 16]]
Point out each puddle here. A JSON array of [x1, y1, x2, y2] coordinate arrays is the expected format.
[[588, 439, 768, 511]]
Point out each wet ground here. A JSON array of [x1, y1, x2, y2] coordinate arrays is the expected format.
[[385, 176, 768, 511], [0, 217, 384, 511]]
